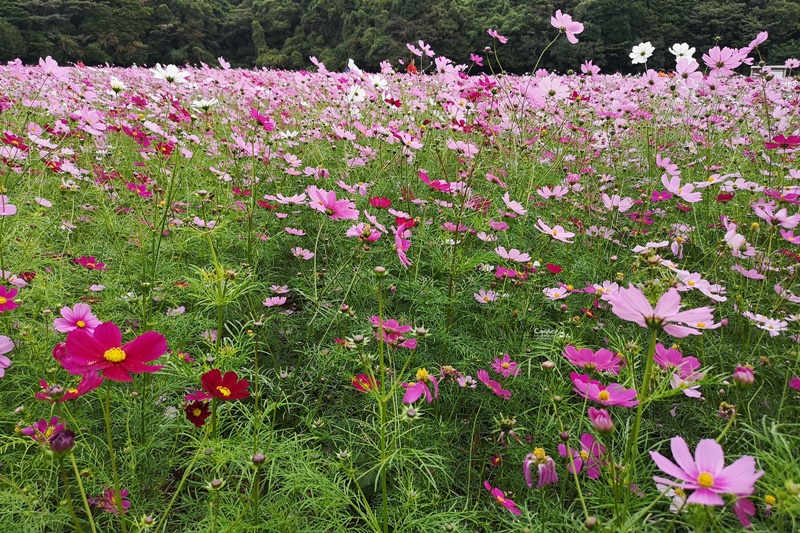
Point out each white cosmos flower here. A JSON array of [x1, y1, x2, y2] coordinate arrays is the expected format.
[[630, 42, 655, 65], [668, 43, 696, 62], [346, 85, 366, 103], [191, 98, 218, 112], [109, 76, 125, 93], [369, 74, 388, 91], [151, 63, 189, 84]]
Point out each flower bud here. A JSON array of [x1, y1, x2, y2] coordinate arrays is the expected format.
[[732, 364, 755, 388], [49, 429, 75, 456], [584, 517, 599, 530], [251, 453, 266, 466], [47, 384, 66, 400], [588, 407, 614, 435], [373, 266, 387, 277], [541, 360, 555, 372]]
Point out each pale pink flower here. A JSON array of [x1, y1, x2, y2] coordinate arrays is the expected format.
[[475, 289, 498, 304], [535, 219, 575, 243], [263, 296, 287, 307], [501, 192, 526, 216], [306, 185, 359, 221], [650, 436, 764, 506], [606, 285, 716, 338], [290, 247, 314, 260], [550, 10, 584, 44], [495, 246, 531, 263]]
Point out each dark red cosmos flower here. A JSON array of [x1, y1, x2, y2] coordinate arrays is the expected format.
[[716, 193, 735, 203], [545, 263, 563, 274], [20, 271, 36, 282], [185, 401, 211, 427], [75, 255, 107, 270], [369, 196, 392, 209], [765, 134, 800, 150], [201, 369, 249, 401], [65, 322, 167, 382]]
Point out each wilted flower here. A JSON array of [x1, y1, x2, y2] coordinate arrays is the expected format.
[[523, 447, 558, 488]]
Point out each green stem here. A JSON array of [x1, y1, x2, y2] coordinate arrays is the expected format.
[[155, 430, 210, 533], [60, 460, 84, 533], [69, 452, 98, 533], [716, 399, 743, 443], [103, 384, 128, 533]]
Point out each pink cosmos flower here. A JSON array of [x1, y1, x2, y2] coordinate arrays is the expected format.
[[702, 46, 743, 76], [588, 407, 614, 434], [290, 247, 314, 260], [650, 436, 764, 506], [495, 246, 531, 263], [764, 134, 800, 150], [563, 346, 623, 375], [88, 487, 130, 515], [535, 218, 575, 243], [0, 286, 18, 313], [671, 371, 704, 398], [551, 10, 584, 44], [0, 194, 16, 216], [501, 192, 526, 216], [477, 369, 512, 400], [306, 185, 359, 221], [402, 368, 439, 403], [491, 353, 520, 377], [654, 343, 700, 378], [484, 481, 520, 515], [393, 225, 412, 268], [571, 372, 639, 407], [36, 372, 104, 402], [487, 29, 508, 44], [263, 296, 287, 307], [606, 285, 716, 338], [0, 334, 12, 377], [523, 448, 558, 488], [474, 289, 498, 303], [369, 316, 417, 349], [558, 433, 606, 479], [65, 322, 167, 382], [54, 303, 101, 333], [789, 377, 800, 390]]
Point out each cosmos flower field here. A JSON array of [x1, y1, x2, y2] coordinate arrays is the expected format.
[[1, 25, 800, 533]]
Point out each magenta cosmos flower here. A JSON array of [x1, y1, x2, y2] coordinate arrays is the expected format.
[[551, 10, 584, 44], [75, 255, 107, 270], [21, 416, 65, 442], [650, 436, 764, 506], [402, 368, 439, 403], [523, 448, 559, 488], [477, 369, 512, 400], [0, 286, 18, 312], [558, 433, 605, 479], [65, 322, 167, 382], [606, 285, 716, 338], [484, 481, 520, 515], [563, 346, 623, 375], [54, 303, 101, 333], [571, 372, 639, 407], [491, 353, 520, 377], [88, 487, 130, 515], [306, 185, 359, 221]]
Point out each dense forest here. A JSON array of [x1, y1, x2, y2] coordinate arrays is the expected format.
[[1, 0, 799, 73]]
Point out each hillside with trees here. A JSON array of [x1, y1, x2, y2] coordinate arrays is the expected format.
[[1, 0, 799, 72]]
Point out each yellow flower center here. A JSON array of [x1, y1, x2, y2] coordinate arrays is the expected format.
[[765, 495, 776, 505], [68, 388, 78, 394], [675, 488, 685, 497], [687, 280, 695, 286], [0, 297, 6, 305], [598, 390, 611, 401], [502, 362, 510, 369], [580, 450, 589, 460], [697, 472, 714, 488], [696, 322, 706, 329], [552, 229, 558, 236], [567, 285, 574, 291], [193, 408, 202, 417], [76, 320, 86, 328], [45, 427, 55, 438], [533, 447, 546, 462], [87, 262, 96, 268], [496, 496, 505, 504], [103, 347, 126, 363], [553, 292, 561, 298], [216, 386, 231, 397], [415, 368, 430, 382]]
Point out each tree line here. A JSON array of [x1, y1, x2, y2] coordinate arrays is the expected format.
[[1, 0, 799, 74]]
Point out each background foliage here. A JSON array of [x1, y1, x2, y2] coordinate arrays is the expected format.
[[1, 0, 800, 73]]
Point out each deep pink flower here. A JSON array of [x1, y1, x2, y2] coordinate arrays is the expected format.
[[54, 303, 101, 333], [484, 481, 520, 515], [650, 436, 764, 506], [65, 322, 167, 382], [563, 346, 623, 375], [551, 10, 584, 44], [491, 353, 520, 377], [571, 372, 639, 407], [402, 368, 439, 403], [36, 372, 103, 402], [765, 134, 800, 150], [558, 433, 606, 479], [477, 369, 512, 400], [21, 416, 65, 442], [790, 376, 800, 390], [0, 286, 18, 313], [75, 255, 107, 270], [606, 285, 716, 338]]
